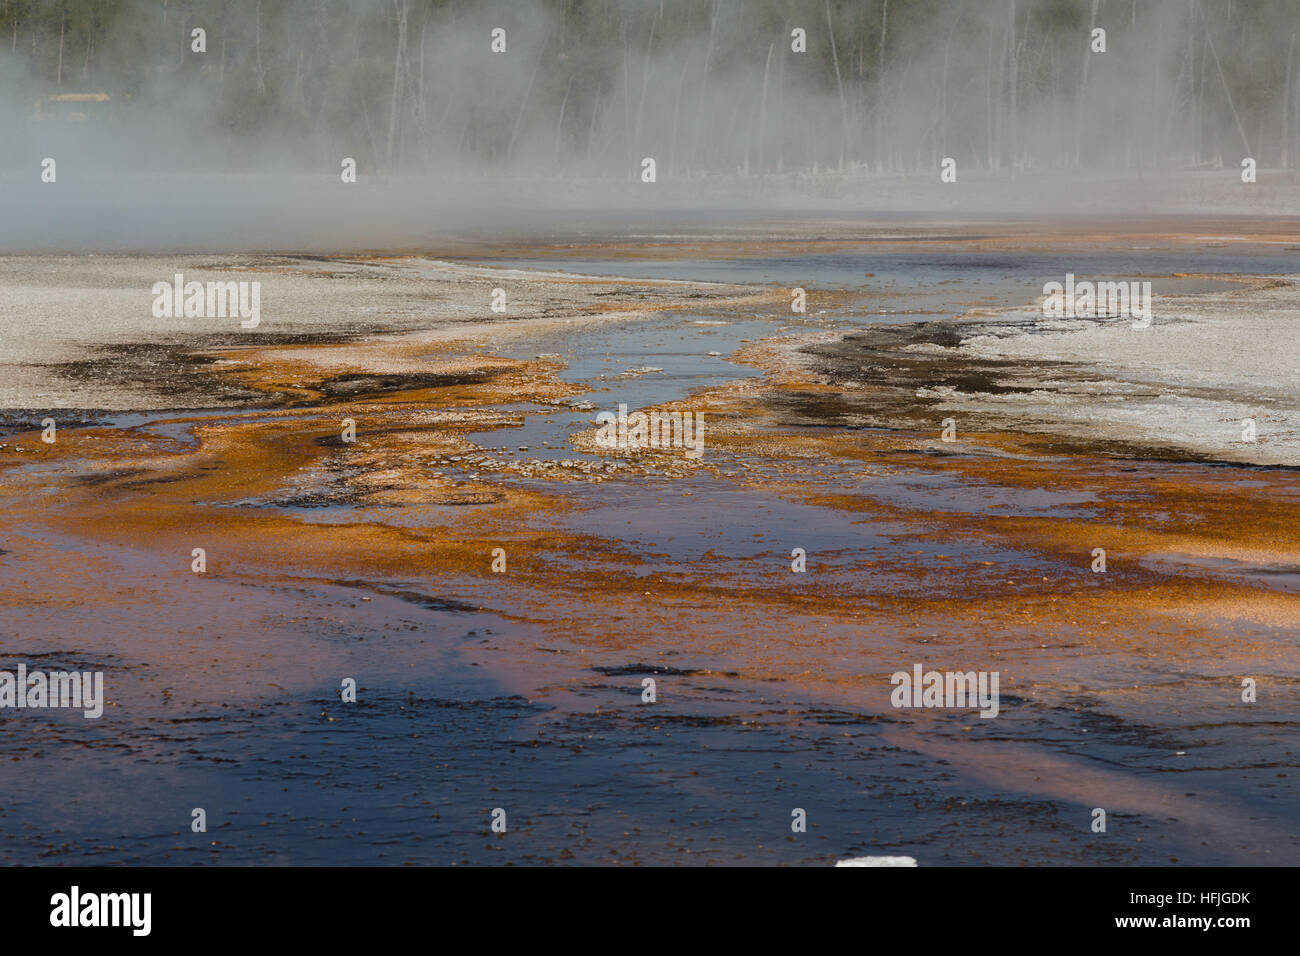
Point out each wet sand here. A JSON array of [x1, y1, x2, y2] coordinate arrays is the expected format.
[[1, 223, 1297, 865]]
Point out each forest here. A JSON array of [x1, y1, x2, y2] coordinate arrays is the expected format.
[[1, 0, 1298, 176]]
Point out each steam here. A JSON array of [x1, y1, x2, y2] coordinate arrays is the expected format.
[[2, 0, 1298, 250]]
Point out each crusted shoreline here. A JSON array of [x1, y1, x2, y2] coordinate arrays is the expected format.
[[1, 243, 1297, 865], [745, 273, 1299, 468]]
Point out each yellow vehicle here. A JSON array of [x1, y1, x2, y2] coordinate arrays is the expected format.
[[31, 93, 112, 122]]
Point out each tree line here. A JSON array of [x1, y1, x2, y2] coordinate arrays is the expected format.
[[3, 0, 1298, 175]]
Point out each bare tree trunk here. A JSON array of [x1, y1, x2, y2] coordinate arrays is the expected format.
[[875, 0, 888, 171], [587, 86, 602, 163], [1139, 0, 1168, 170], [759, 40, 774, 171], [1007, 0, 1018, 172], [554, 74, 573, 171], [777, 23, 786, 171], [986, 24, 995, 169], [825, 0, 849, 169], [254, 0, 266, 98], [386, 0, 409, 168], [939, 11, 959, 161], [56, 18, 64, 88], [1194, 2, 1205, 164], [1295, 34, 1300, 174], [692, 0, 719, 168], [417, 12, 428, 148], [1283, 32, 1295, 169], [622, 39, 633, 170], [634, 1, 661, 151], [1075, 0, 1099, 166]]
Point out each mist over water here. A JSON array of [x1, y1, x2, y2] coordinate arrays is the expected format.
[[2, 0, 1299, 249]]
